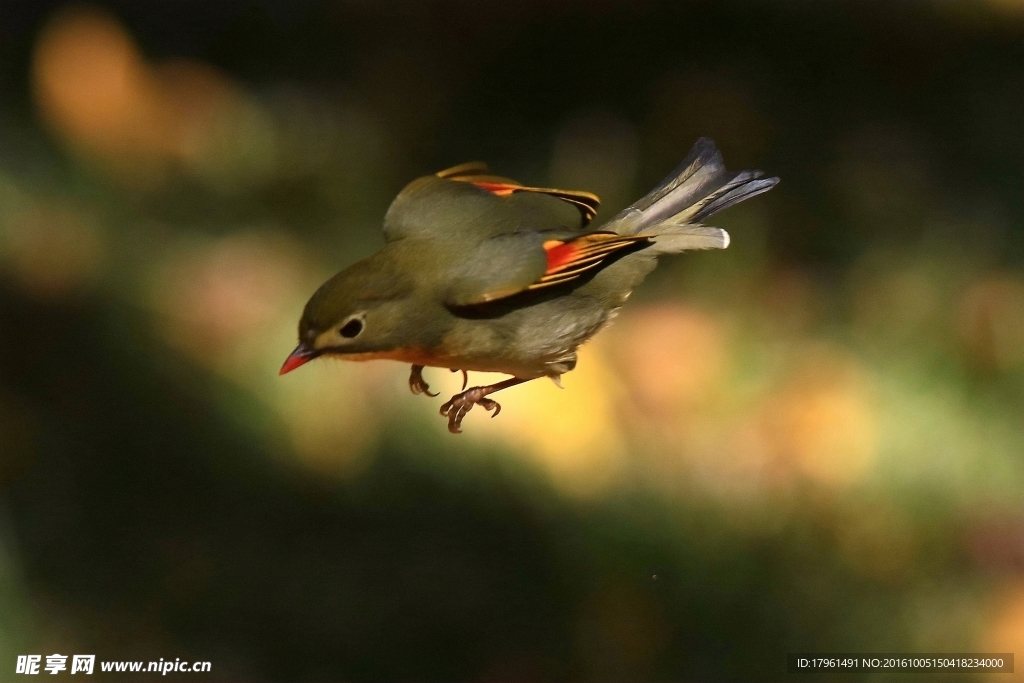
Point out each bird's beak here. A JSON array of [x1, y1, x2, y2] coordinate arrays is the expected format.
[[279, 343, 320, 375]]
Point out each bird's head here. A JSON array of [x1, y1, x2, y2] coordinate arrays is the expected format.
[[279, 252, 417, 374]]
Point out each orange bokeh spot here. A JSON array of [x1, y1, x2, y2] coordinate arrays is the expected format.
[[610, 304, 729, 416], [32, 8, 251, 184], [33, 9, 165, 160], [757, 348, 878, 488]]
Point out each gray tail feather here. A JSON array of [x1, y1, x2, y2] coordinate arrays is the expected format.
[[603, 137, 778, 253]]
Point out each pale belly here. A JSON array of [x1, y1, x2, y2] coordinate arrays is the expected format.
[[335, 299, 612, 379], [434, 296, 611, 378]]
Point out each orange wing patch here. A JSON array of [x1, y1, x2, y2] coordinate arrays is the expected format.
[[435, 162, 601, 225], [529, 232, 649, 290]]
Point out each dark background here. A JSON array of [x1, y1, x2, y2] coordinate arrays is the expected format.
[[1, 1, 1021, 681]]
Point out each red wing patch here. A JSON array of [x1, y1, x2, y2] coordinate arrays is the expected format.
[[529, 232, 649, 290], [436, 162, 601, 225], [468, 181, 519, 197]]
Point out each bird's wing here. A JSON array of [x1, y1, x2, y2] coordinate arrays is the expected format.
[[382, 163, 600, 243], [436, 162, 600, 225], [444, 231, 649, 307]]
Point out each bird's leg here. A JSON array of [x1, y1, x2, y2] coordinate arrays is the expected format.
[[440, 377, 529, 434], [450, 368, 468, 391], [408, 364, 438, 397]]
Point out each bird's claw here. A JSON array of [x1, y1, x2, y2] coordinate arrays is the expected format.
[[440, 387, 502, 433], [408, 365, 438, 397], [450, 368, 468, 391]]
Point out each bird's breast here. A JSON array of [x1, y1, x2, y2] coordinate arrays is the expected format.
[[328, 347, 451, 367]]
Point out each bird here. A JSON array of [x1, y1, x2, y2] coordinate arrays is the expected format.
[[280, 137, 778, 433]]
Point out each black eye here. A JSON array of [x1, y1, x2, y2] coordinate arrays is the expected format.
[[339, 318, 364, 338]]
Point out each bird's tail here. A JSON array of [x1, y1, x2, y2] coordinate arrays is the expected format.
[[603, 137, 778, 254]]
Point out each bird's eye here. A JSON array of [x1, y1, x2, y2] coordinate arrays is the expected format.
[[339, 318, 364, 338]]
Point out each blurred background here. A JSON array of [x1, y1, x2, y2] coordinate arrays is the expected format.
[[0, 0, 1022, 680]]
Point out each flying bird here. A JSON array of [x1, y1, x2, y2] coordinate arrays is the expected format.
[[281, 138, 778, 433]]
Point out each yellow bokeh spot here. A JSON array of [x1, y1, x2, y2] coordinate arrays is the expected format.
[[459, 345, 626, 498], [272, 360, 388, 476]]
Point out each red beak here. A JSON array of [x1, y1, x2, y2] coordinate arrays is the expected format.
[[279, 343, 320, 375]]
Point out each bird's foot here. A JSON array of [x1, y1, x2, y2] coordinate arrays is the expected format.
[[408, 364, 437, 397], [440, 387, 502, 434]]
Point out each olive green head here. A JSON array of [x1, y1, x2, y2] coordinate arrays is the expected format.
[[279, 252, 417, 374]]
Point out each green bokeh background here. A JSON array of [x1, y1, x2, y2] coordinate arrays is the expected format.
[[0, 1, 1021, 681]]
